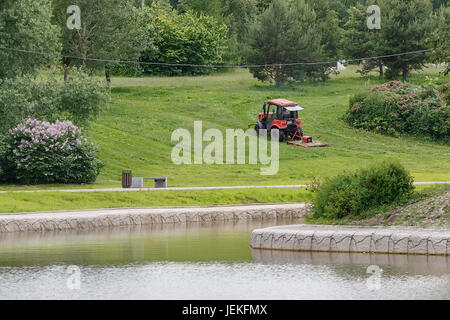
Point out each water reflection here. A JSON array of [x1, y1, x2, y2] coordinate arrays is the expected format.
[[0, 219, 300, 266], [251, 249, 450, 276]]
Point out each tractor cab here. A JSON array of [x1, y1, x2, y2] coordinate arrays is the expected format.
[[256, 99, 304, 141], [249, 98, 329, 147]]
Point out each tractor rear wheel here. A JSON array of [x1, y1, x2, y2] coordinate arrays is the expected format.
[[278, 130, 286, 142]]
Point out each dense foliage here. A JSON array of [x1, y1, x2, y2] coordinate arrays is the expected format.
[[243, 0, 332, 86], [0, 0, 61, 79], [0, 70, 110, 134], [342, 0, 436, 80], [0, 119, 102, 184], [427, 6, 450, 75], [138, 4, 228, 75], [52, 0, 142, 81], [345, 81, 449, 141], [313, 161, 414, 219]]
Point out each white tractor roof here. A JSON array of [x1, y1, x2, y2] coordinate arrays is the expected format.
[[284, 105, 304, 111]]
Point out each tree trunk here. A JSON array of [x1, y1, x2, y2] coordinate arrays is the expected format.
[[105, 67, 111, 85], [379, 62, 383, 77], [402, 68, 407, 82], [64, 67, 69, 82], [63, 57, 71, 82]]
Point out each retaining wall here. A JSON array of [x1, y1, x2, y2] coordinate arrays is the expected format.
[[251, 224, 450, 255], [0, 203, 309, 233]]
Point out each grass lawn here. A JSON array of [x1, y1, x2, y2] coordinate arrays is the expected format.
[[0, 65, 448, 211], [0, 188, 313, 213]]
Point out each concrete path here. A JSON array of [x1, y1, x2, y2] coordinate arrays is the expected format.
[[0, 203, 309, 233], [0, 181, 448, 194], [251, 224, 450, 256]]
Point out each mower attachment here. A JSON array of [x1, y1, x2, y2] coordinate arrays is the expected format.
[[288, 136, 329, 148]]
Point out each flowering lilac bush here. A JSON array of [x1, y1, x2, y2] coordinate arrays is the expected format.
[[0, 119, 103, 184], [345, 81, 449, 141]]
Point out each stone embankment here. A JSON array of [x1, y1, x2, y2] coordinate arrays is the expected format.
[[251, 224, 450, 255], [0, 203, 309, 233]]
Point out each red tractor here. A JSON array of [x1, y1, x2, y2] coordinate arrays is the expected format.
[[249, 99, 328, 147]]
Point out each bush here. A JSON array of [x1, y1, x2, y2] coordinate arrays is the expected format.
[[439, 82, 450, 106], [60, 69, 111, 127], [313, 161, 414, 220], [0, 75, 60, 134], [0, 119, 103, 184], [345, 81, 449, 141], [0, 70, 110, 134]]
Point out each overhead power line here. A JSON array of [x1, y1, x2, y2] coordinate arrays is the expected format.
[[0, 46, 432, 69]]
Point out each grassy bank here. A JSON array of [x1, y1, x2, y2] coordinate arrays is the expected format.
[[0, 188, 313, 213], [306, 184, 450, 227]]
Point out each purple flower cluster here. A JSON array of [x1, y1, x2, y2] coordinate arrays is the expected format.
[[10, 119, 86, 158], [3, 118, 102, 184]]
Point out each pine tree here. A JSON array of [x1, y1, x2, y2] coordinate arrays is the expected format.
[[243, 0, 329, 86], [427, 6, 449, 75], [378, 0, 434, 81], [342, 3, 384, 77]]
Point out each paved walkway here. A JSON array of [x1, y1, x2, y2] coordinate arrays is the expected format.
[[0, 181, 449, 194]]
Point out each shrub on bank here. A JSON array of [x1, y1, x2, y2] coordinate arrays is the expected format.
[[0, 119, 103, 184], [345, 81, 449, 141], [313, 161, 414, 220], [0, 70, 110, 134]]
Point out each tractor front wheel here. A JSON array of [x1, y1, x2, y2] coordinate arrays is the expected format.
[[254, 122, 264, 135]]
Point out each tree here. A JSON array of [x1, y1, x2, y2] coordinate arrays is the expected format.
[[328, 0, 360, 28], [306, 0, 341, 60], [378, 0, 434, 81], [221, 0, 257, 42], [341, 3, 385, 77], [176, 0, 222, 16], [52, 0, 143, 83], [431, 0, 448, 10], [427, 6, 449, 75], [138, 4, 228, 75], [0, 0, 61, 80], [342, 0, 435, 81], [243, 0, 329, 86]]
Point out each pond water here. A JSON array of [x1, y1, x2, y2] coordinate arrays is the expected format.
[[0, 219, 448, 300]]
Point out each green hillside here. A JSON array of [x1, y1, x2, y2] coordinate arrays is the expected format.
[[90, 67, 449, 188], [0, 66, 448, 212]]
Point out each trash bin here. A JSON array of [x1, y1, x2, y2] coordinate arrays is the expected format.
[[122, 170, 132, 188]]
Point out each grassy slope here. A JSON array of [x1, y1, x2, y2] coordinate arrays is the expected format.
[[0, 66, 448, 212], [92, 66, 450, 187]]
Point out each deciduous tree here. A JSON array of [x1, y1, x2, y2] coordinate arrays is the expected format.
[[0, 0, 61, 80]]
